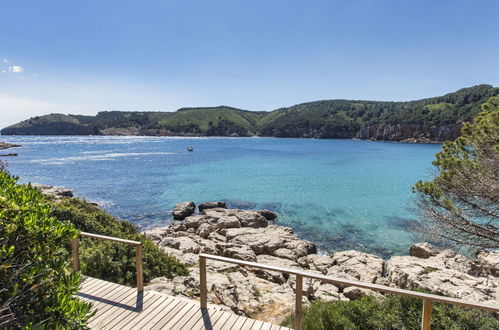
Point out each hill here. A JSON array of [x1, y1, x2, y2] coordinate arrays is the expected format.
[[2, 85, 498, 142]]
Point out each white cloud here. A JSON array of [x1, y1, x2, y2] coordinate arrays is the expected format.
[[8, 65, 24, 73], [2, 58, 9, 63]]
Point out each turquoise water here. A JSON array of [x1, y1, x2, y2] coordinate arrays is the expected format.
[[1, 136, 440, 257]]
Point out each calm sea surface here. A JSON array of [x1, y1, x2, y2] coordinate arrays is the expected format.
[[2, 136, 441, 257]]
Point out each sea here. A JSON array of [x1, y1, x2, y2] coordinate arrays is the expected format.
[[1, 136, 441, 257]]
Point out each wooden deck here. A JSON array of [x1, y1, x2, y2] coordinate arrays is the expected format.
[[78, 277, 290, 330]]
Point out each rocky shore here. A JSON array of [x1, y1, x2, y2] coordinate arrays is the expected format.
[[145, 201, 499, 324], [0, 142, 21, 157]]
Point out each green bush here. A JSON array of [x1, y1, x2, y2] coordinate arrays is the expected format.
[[50, 198, 189, 286], [0, 171, 94, 329], [281, 294, 498, 330]]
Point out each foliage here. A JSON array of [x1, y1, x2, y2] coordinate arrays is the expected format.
[[0, 172, 94, 329], [2, 85, 497, 139], [413, 96, 498, 251], [281, 294, 499, 330], [51, 198, 189, 286]]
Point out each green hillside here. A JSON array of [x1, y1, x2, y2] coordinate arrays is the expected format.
[[258, 85, 499, 138], [2, 85, 498, 141], [157, 106, 266, 136]]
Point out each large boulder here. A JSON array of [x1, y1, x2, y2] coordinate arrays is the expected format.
[[409, 242, 440, 259], [173, 201, 196, 220], [199, 201, 226, 212], [326, 250, 384, 284]]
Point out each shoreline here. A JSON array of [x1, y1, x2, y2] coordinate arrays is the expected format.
[[29, 184, 499, 323], [1, 134, 443, 144]]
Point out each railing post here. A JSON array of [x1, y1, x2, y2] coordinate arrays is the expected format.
[[135, 244, 144, 292], [295, 274, 303, 330], [200, 255, 207, 309], [71, 237, 80, 272], [421, 299, 432, 330]]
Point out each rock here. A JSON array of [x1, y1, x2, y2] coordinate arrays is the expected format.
[[160, 236, 200, 254], [223, 245, 257, 262], [477, 251, 499, 277], [409, 242, 440, 259], [327, 250, 384, 284], [184, 215, 206, 229], [197, 223, 212, 238], [343, 287, 382, 300], [32, 183, 73, 201], [173, 201, 196, 220], [386, 255, 498, 304], [216, 216, 242, 229], [225, 225, 316, 260], [258, 209, 278, 221], [199, 201, 226, 212], [301, 254, 334, 274], [313, 283, 341, 301], [235, 211, 269, 228]]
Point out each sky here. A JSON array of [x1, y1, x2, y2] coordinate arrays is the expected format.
[[1, 0, 499, 128]]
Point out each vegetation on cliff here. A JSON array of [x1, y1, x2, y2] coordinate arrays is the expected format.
[[0, 171, 94, 328], [51, 197, 189, 285], [281, 293, 499, 330], [2, 85, 498, 141]]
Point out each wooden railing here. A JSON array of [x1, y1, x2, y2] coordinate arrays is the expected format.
[[199, 253, 499, 330], [71, 231, 144, 292]]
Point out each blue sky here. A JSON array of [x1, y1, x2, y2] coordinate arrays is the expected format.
[[1, 0, 498, 128]]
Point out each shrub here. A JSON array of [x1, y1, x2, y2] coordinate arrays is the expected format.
[[50, 198, 189, 285], [0, 172, 94, 328], [281, 294, 499, 330]]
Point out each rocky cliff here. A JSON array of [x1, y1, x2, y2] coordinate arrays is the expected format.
[[355, 123, 463, 143]]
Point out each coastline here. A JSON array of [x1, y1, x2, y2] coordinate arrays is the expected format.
[[30, 184, 499, 323]]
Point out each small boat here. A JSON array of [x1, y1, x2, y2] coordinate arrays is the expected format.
[[187, 146, 193, 152]]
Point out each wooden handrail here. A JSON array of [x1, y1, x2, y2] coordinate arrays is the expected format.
[[199, 253, 499, 330], [71, 231, 144, 292]]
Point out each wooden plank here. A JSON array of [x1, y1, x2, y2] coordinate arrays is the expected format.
[[228, 315, 248, 330], [179, 308, 209, 330], [212, 311, 232, 329], [113, 293, 167, 329], [131, 295, 177, 329], [240, 317, 256, 330], [141, 297, 183, 328], [170, 302, 204, 330], [99, 292, 162, 329], [190, 309, 225, 330], [250, 320, 266, 330], [150, 299, 191, 330], [87, 288, 146, 328], [260, 322, 273, 330], [153, 301, 196, 329], [81, 281, 135, 314], [268, 324, 281, 330], [220, 314, 242, 330]]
